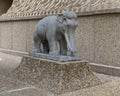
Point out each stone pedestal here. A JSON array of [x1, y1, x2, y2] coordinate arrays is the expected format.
[[12, 56, 101, 94]]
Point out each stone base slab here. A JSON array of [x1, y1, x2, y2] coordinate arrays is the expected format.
[[11, 56, 101, 94], [29, 52, 81, 62]]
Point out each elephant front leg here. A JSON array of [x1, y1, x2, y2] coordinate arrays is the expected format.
[[47, 37, 59, 56], [59, 39, 67, 56], [59, 37, 75, 56], [67, 51, 75, 57]]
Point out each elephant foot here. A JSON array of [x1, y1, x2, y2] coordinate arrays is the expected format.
[[49, 51, 59, 56], [67, 51, 75, 57], [60, 51, 67, 56], [31, 48, 41, 53]]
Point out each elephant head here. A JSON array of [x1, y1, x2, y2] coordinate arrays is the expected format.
[[57, 11, 78, 55]]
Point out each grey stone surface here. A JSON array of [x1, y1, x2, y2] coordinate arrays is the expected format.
[[31, 11, 78, 57], [1, 73, 120, 96], [0, 22, 13, 49], [94, 14, 120, 67], [1, 53, 120, 96], [0, 87, 54, 96], [90, 63, 120, 77], [2, 0, 120, 20], [0, 52, 22, 70], [0, 70, 31, 93], [29, 52, 81, 62], [12, 21, 27, 52], [11, 56, 101, 94], [76, 16, 94, 62], [2, 51, 120, 78]]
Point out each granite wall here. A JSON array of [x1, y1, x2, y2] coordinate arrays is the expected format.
[[76, 14, 120, 67], [0, 20, 37, 52], [0, 13, 120, 67]]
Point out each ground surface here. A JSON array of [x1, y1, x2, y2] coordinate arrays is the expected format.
[[0, 52, 120, 96], [0, 52, 22, 70]]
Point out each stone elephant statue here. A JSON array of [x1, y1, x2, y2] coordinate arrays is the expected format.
[[31, 11, 78, 56]]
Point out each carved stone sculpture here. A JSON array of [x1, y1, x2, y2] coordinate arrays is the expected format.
[[31, 11, 78, 57], [30, 11, 81, 61]]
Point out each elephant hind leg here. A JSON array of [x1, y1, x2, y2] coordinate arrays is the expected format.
[[42, 40, 49, 54], [32, 33, 41, 53]]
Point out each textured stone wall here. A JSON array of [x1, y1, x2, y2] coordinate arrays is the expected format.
[[1, 0, 120, 67], [0, 20, 38, 52], [1, 0, 120, 19], [76, 14, 120, 67], [0, 14, 120, 67]]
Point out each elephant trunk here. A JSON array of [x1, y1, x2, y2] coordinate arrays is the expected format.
[[64, 31, 77, 53]]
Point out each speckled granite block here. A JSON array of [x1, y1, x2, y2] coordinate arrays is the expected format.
[[12, 56, 101, 94]]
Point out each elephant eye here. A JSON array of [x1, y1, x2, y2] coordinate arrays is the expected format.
[[63, 17, 67, 21]]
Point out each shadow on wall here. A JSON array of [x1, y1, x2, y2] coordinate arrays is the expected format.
[[0, 0, 13, 16]]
